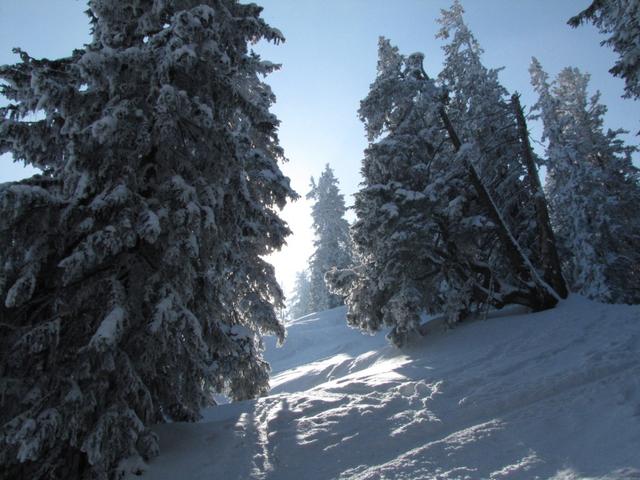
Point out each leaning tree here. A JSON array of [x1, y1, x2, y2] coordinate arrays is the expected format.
[[436, 0, 566, 301], [0, 1, 295, 478], [328, 35, 563, 347]]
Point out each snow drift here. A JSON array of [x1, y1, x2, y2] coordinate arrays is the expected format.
[[130, 296, 640, 479]]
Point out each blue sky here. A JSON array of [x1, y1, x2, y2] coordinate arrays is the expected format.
[[1, 1, 638, 297]]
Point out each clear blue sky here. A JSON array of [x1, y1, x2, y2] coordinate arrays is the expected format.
[[1, 1, 637, 298]]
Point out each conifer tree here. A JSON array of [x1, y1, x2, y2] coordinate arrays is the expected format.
[[437, 1, 566, 298], [0, 1, 294, 478], [437, 2, 535, 284], [288, 270, 313, 320], [328, 39, 456, 345], [530, 58, 640, 303], [328, 37, 559, 347], [306, 164, 352, 312], [569, 0, 640, 100]]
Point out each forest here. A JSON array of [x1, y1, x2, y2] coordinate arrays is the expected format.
[[0, 1, 639, 479]]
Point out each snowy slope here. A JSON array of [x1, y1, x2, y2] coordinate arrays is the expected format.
[[129, 297, 640, 480]]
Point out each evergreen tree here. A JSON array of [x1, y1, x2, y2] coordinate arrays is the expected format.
[[437, 2, 534, 286], [288, 270, 313, 320], [569, 0, 640, 100], [530, 58, 640, 303], [0, 1, 294, 478], [328, 39, 455, 346], [306, 164, 352, 312], [437, 1, 566, 299], [328, 37, 559, 347]]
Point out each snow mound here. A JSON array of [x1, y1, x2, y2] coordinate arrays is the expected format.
[[130, 296, 640, 480]]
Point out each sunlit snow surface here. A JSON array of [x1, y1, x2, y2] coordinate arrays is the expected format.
[[130, 297, 640, 479]]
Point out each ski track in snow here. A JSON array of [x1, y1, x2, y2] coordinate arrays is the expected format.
[[131, 296, 640, 480]]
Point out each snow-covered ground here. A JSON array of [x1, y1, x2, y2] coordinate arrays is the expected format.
[[130, 296, 640, 479]]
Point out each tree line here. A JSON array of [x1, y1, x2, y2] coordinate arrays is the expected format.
[[322, 1, 640, 345]]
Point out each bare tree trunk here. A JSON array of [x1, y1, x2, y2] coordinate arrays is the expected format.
[[438, 106, 560, 310], [512, 93, 568, 299]]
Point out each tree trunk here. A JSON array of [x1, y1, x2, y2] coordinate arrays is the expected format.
[[512, 93, 568, 299]]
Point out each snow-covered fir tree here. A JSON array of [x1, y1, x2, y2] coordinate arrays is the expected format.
[[306, 164, 352, 312], [438, 2, 536, 289], [328, 37, 559, 347], [437, 1, 566, 299], [0, 1, 295, 479], [327, 38, 457, 346], [530, 58, 640, 303], [569, 0, 640, 100], [287, 270, 313, 320]]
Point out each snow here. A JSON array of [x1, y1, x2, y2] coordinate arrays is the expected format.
[[379, 202, 399, 219], [89, 306, 125, 350], [129, 297, 640, 479]]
